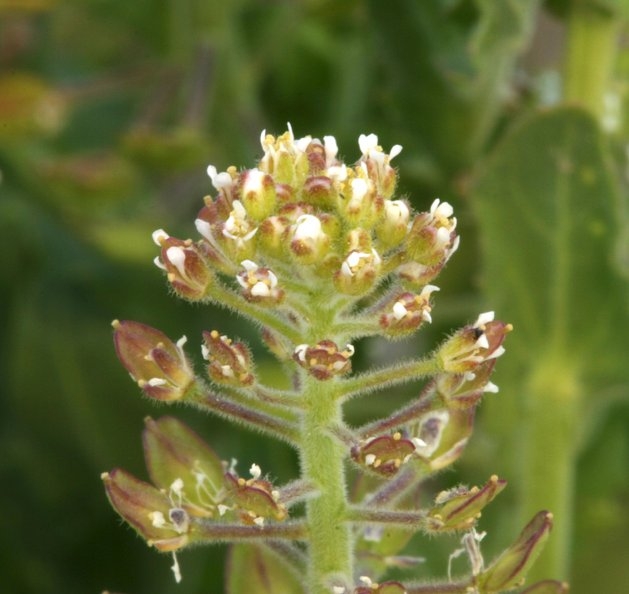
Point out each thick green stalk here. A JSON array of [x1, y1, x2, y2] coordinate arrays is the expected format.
[[519, 355, 581, 580], [564, 3, 621, 120], [301, 372, 353, 593]]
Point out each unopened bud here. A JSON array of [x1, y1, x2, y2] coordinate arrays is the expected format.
[[112, 320, 195, 401], [478, 511, 553, 593], [202, 330, 255, 386], [238, 168, 277, 221], [338, 176, 383, 229], [377, 199, 411, 249], [357, 133, 403, 198], [335, 247, 382, 295], [290, 214, 330, 263], [293, 340, 354, 380], [153, 231, 213, 300]]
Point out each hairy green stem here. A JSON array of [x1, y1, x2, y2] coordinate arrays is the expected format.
[[338, 357, 440, 402], [301, 374, 353, 593]]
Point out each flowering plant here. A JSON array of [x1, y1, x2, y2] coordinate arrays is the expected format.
[[103, 127, 563, 594]]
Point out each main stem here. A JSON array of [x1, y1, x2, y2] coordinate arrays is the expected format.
[[301, 373, 353, 593]]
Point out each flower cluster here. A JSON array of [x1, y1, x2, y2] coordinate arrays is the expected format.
[[104, 127, 556, 594]]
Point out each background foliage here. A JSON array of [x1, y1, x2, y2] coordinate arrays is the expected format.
[[1, 1, 627, 593]]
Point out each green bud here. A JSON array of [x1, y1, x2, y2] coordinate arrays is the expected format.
[[142, 416, 225, 516], [376, 199, 411, 249], [478, 511, 553, 593], [238, 168, 277, 221]]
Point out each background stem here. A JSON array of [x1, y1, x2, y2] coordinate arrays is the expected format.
[[519, 355, 580, 580], [564, 3, 621, 120]]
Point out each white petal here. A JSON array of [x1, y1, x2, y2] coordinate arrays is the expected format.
[[389, 144, 403, 160], [475, 311, 495, 326], [165, 246, 187, 276], [152, 229, 169, 246]]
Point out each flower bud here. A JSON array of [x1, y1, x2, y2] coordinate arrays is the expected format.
[[478, 511, 553, 593], [202, 330, 255, 386], [426, 475, 507, 532], [404, 199, 458, 266], [257, 215, 290, 259], [379, 286, 439, 338], [303, 174, 339, 210], [437, 312, 512, 374], [153, 230, 213, 300], [293, 340, 354, 380], [338, 176, 384, 229], [376, 199, 411, 249], [334, 248, 382, 295], [351, 432, 416, 477], [238, 168, 277, 221], [143, 416, 225, 517], [289, 214, 330, 264], [101, 468, 190, 552], [236, 260, 284, 306], [112, 320, 195, 401], [224, 464, 287, 526]]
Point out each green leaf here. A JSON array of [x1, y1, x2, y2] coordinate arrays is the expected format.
[[473, 107, 628, 389], [226, 544, 305, 594]]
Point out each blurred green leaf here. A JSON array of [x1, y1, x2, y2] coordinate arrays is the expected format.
[[226, 543, 304, 594], [473, 107, 628, 392]]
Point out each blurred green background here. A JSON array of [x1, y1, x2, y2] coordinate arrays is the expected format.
[[2, 1, 628, 593]]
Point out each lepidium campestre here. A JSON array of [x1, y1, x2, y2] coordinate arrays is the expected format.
[[103, 126, 563, 594]]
